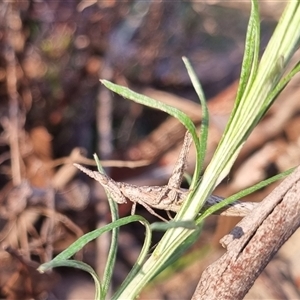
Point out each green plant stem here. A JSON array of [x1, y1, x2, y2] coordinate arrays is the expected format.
[[116, 2, 300, 298]]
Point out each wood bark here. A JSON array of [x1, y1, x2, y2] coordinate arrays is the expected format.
[[192, 165, 300, 300]]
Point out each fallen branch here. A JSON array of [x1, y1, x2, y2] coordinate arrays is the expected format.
[[192, 165, 300, 299]]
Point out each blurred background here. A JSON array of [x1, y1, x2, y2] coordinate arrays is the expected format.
[[1, 1, 300, 299]]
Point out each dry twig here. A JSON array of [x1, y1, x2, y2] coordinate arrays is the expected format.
[[192, 165, 300, 299]]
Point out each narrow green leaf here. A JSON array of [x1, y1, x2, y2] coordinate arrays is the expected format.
[[93, 154, 119, 297], [197, 167, 295, 223], [234, 0, 260, 106], [40, 260, 102, 300], [263, 61, 300, 113], [182, 56, 209, 183], [38, 215, 150, 270], [100, 79, 199, 153], [113, 215, 152, 298]]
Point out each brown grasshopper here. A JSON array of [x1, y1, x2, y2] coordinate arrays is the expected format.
[[74, 132, 257, 221]]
